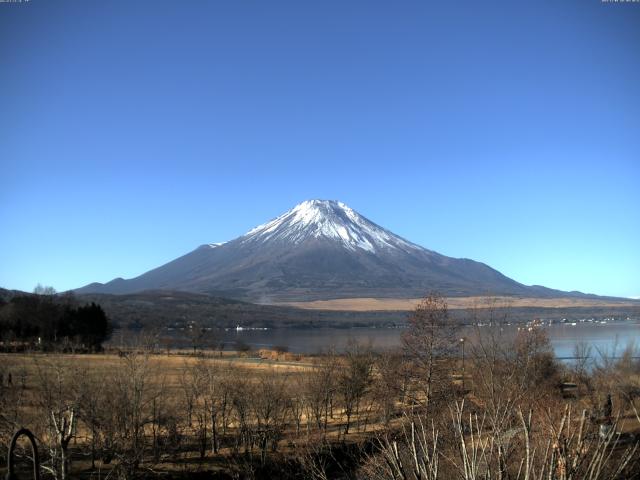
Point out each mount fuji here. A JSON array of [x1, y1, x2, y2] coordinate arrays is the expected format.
[[76, 200, 572, 302]]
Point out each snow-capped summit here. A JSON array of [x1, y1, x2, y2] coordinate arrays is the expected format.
[[242, 200, 422, 253]]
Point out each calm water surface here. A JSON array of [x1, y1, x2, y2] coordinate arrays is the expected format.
[[221, 321, 640, 359]]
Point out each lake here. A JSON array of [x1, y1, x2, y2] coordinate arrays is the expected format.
[[220, 321, 640, 360]]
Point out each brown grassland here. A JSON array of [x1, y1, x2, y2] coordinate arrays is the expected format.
[[281, 296, 640, 311]]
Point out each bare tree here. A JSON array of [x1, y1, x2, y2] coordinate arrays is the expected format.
[[305, 353, 339, 435], [33, 284, 57, 296], [338, 340, 374, 435], [180, 359, 210, 459], [289, 372, 307, 437], [75, 368, 107, 470], [253, 369, 289, 464], [466, 301, 563, 479], [228, 368, 254, 454], [50, 407, 75, 480], [402, 293, 458, 410], [32, 357, 83, 480], [368, 400, 639, 480], [204, 360, 224, 454], [106, 351, 162, 478], [372, 350, 406, 425]]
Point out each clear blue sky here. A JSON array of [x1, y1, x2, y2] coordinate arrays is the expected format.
[[1, 1, 638, 298]]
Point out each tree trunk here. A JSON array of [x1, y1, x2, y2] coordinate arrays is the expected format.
[[211, 409, 218, 454], [60, 440, 69, 480]]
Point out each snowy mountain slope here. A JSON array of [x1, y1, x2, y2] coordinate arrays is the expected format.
[[76, 200, 565, 301], [242, 200, 423, 254]]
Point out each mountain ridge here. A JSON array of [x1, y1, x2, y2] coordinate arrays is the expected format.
[[75, 200, 607, 302]]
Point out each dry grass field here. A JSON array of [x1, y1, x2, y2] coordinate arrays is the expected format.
[[281, 295, 640, 311], [0, 350, 313, 397]]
